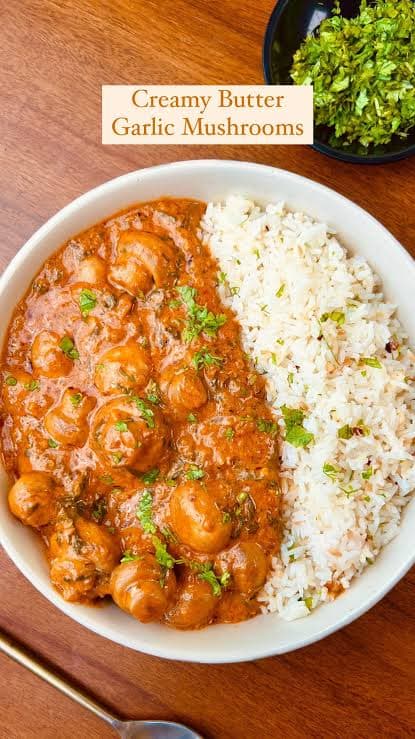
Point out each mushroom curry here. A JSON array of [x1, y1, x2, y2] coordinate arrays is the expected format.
[[0, 199, 281, 629]]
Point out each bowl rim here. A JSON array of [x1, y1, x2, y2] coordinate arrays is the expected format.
[[1, 158, 414, 663], [262, 0, 415, 164]]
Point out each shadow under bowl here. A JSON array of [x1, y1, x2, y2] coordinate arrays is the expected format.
[[263, 0, 415, 164]]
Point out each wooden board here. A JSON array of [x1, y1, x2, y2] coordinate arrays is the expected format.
[[0, 1, 414, 737]]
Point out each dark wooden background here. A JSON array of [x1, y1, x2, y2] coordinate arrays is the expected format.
[[1, 1, 414, 737]]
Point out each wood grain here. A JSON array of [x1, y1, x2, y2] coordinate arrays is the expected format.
[[0, 1, 414, 737]]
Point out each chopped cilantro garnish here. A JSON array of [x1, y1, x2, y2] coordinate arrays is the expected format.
[[92, 499, 107, 522], [286, 426, 315, 448], [340, 485, 360, 498], [362, 467, 373, 480], [187, 413, 197, 424], [168, 299, 181, 309], [48, 438, 59, 448], [70, 392, 83, 407], [24, 380, 40, 391], [288, 372, 294, 385], [115, 420, 129, 433], [323, 463, 341, 480], [5, 376, 17, 386], [186, 465, 205, 480], [112, 452, 123, 465], [338, 424, 353, 440], [152, 535, 176, 569], [176, 285, 227, 342], [146, 381, 161, 405], [132, 397, 155, 428], [192, 348, 223, 371], [220, 571, 231, 587], [142, 467, 159, 484], [291, 0, 415, 148], [361, 357, 382, 369], [338, 421, 370, 439], [281, 405, 314, 448], [222, 512, 231, 524], [59, 336, 79, 360], [275, 283, 285, 298], [218, 271, 227, 284], [304, 596, 313, 610], [224, 427, 235, 440], [136, 489, 157, 535], [79, 288, 97, 317], [196, 563, 225, 597], [120, 551, 141, 563], [256, 418, 278, 436], [320, 310, 345, 326], [161, 526, 178, 543]]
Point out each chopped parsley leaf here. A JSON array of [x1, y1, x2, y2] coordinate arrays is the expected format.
[[161, 526, 178, 543], [132, 397, 155, 428], [79, 288, 97, 317], [112, 452, 123, 465], [281, 405, 314, 448], [59, 336, 79, 360], [24, 380, 40, 391], [338, 424, 353, 440], [92, 499, 107, 522], [142, 467, 159, 484], [275, 284, 285, 298], [146, 381, 161, 405], [120, 550, 141, 563], [70, 392, 83, 407], [291, 0, 415, 148], [48, 438, 59, 448], [176, 285, 227, 342], [224, 427, 235, 440], [136, 489, 157, 535], [152, 535, 176, 570], [186, 465, 205, 481], [323, 462, 341, 480], [192, 348, 223, 371], [187, 413, 197, 424], [256, 418, 278, 436], [196, 563, 231, 597], [320, 310, 345, 326], [362, 467, 373, 480], [361, 357, 382, 369], [5, 376, 17, 386], [340, 485, 360, 498], [115, 420, 129, 433]]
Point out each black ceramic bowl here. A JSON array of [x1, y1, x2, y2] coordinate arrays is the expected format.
[[263, 0, 415, 164]]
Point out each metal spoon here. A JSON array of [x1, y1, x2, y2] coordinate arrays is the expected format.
[[0, 629, 202, 739]]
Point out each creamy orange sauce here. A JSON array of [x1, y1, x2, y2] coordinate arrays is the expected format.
[[0, 199, 281, 629]]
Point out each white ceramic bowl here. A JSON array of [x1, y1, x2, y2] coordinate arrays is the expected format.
[[1, 160, 414, 663]]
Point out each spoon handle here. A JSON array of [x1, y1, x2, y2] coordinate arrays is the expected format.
[[0, 628, 120, 732]]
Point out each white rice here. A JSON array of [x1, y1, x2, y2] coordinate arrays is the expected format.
[[201, 196, 415, 621]]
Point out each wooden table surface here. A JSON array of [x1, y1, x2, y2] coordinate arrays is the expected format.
[[1, 1, 414, 737]]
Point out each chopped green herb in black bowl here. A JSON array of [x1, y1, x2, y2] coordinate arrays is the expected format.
[[263, 0, 415, 164]]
